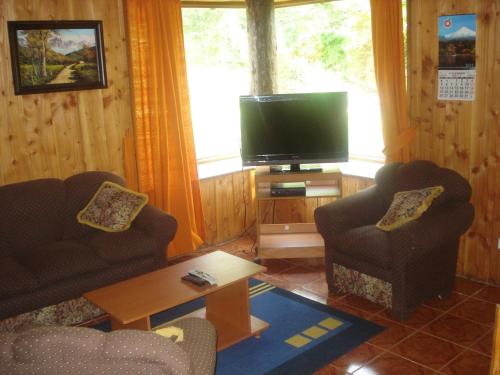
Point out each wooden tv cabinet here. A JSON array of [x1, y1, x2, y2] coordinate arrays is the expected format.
[[254, 166, 342, 260]]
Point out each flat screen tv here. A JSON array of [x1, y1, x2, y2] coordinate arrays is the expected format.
[[239, 92, 348, 172]]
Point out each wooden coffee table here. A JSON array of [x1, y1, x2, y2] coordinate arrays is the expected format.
[[84, 250, 269, 350]]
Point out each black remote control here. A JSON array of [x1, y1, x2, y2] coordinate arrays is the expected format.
[[182, 274, 208, 286]]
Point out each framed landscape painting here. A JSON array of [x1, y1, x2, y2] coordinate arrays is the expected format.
[[8, 20, 107, 95]]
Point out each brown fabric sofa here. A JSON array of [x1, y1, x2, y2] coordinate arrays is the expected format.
[[0, 172, 177, 321], [314, 160, 474, 320], [0, 317, 216, 375]]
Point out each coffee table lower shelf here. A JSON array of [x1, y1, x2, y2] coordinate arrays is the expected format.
[[183, 309, 269, 351], [111, 309, 268, 352]]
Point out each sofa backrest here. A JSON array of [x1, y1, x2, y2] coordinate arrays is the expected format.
[[0, 179, 66, 253], [63, 171, 126, 240], [0, 172, 128, 253], [375, 160, 472, 211]]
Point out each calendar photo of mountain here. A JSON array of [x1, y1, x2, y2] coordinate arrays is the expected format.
[[438, 14, 476, 70]]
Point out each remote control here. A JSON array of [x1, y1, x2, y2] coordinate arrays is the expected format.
[[188, 269, 217, 285], [181, 274, 208, 286]]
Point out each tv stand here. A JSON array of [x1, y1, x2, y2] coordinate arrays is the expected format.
[[255, 166, 342, 260], [270, 164, 323, 174]]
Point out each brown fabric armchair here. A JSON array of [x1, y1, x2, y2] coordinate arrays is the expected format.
[[314, 160, 474, 320]]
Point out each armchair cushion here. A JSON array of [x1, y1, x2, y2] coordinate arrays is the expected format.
[[336, 225, 392, 269], [77, 181, 148, 232], [376, 186, 444, 231]]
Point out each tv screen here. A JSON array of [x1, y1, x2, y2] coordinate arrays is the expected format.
[[239, 92, 348, 169]]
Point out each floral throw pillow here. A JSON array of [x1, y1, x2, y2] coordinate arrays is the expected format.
[[376, 186, 444, 231], [77, 181, 148, 232]]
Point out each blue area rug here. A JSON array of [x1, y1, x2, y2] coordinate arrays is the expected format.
[[94, 279, 383, 375]]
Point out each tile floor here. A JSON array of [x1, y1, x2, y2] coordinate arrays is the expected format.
[[172, 234, 497, 375]]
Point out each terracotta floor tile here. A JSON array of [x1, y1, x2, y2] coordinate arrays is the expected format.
[[423, 291, 468, 312], [454, 277, 486, 295], [423, 313, 490, 347], [278, 265, 325, 285], [340, 294, 386, 314], [331, 343, 383, 374], [260, 258, 295, 275], [291, 288, 327, 304], [328, 300, 373, 320], [378, 305, 442, 329], [353, 353, 436, 375], [313, 364, 347, 375], [440, 350, 491, 375], [301, 275, 330, 298], [474, 285, 500, 304], [448, 298, 496, 325], [390, 332, 464, 370], [471, 330, 493, 356], [367, 316, 416, 350]]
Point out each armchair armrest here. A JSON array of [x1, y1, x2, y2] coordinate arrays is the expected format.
[[314, 185, 386, 239], [133, 205, 178, 257], [389, 201, 474, 265]]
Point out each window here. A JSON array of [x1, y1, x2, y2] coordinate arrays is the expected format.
[[275, 0, 384, 161], [181, 8, 249, 161], [183, 1, 405, 165]]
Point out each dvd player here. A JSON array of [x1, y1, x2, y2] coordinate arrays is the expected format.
[[270, 182, 306, 197]]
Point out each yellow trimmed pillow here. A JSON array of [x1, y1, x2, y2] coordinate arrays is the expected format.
[[77, 181, 148, 232], [376, 186, 444, 231]]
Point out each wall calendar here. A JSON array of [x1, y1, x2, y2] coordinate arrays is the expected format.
[[437, 14, 476, 101]]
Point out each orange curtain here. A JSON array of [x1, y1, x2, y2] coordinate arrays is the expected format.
[[126, 0, 205, 257], [370, 0, 415, 163]]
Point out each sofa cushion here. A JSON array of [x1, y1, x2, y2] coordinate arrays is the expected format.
[[87, 228, 158, 264], [0, 179, 65, 250], [77, 181, 148, 232], [336, 225, 392, 269], [63, 172, 126, 240], [0, 255, 38, 299], [17, 241, 108, 286]]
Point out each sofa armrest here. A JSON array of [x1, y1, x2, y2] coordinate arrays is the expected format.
[[133, 205, 178, 257], [389, 201, 474, 265], [314, 185, 386, 240]]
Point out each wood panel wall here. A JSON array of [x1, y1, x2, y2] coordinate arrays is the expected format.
[[0, 0, 133, 185], [409, 0, 500, 283], [200, 169, 256, 245]]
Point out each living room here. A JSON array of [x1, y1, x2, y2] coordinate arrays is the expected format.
[[0, 0, 499, 374]]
